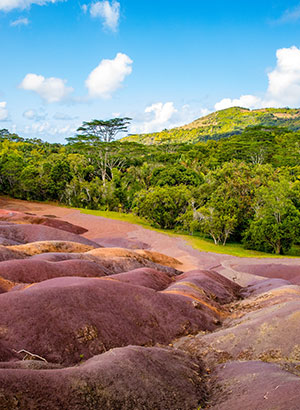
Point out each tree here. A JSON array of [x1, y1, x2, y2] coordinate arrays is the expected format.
[[243, 179, 300, 254], [74, 117, 132, 143], [133, 185, 191, 229]]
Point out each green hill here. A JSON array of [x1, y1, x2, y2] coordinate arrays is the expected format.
[[122, 106, 300, 144]]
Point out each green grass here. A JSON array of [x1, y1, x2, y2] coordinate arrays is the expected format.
[[79, 209, 300, 258]]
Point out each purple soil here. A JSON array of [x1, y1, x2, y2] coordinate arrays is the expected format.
[[110, 268, 174, 290], [31, 252, 181, 276], [0, 276, 221, 365], [209, 361, 300, 410], [0, 209, 88, 234], [178, 297, 300, 366], [231, 262, 300, 283], [0, 246, 27, 261], [0, 346, 207, 410], [0, 236, 21, 246], [0, 223, 99, 247], [242, 278, 294, 297], [0, 259, 111, 283], [175, 269, 241, 304], [94, 236, 150, 249]]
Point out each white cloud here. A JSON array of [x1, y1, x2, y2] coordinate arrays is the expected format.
[[129, 103, 211, 134], [215, 95, 262, 111], [20, 73, 74, 103], [90, 1, 120, 31], [85, 52, 132, 98], [0, 0, 63, 12], [131, 102, 178, 133], [10, 17, 29, 26], [23, 109, 46, 120], [0, 101, 8, 121], [214, 46, 300, 110], [266, 46, 300, 105]]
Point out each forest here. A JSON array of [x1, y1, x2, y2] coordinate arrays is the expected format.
[[0, 124, 299, 255]]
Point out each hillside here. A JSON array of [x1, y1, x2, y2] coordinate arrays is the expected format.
[[123, 106, 300, 144]]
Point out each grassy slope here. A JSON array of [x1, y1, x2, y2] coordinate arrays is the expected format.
[[80, 209, 300, 258], [122, 106, 300, 145]]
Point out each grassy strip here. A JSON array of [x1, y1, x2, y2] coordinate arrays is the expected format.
[[80, 209, 300, 258]]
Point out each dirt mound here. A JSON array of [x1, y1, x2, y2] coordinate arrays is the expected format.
[[174, 270, 241, 304], [0, 209, 88, 234], [177, 282, 300, 367], [111, 268, 174, 290], [85, 247, 182, 276], [0, 277, 16, 293], [0, 276, 223, 365], [8, 241, 95, 256], [135, 249, 183, 269], [0, 346, 207, 410], [0, 245, 27, 261], [0, 259, 110, 284], [0, 223, 99, 247], [209, 361, 300, 410]]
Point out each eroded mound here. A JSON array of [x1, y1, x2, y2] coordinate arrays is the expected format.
[[209, 361, 300, 410], [0, 224, 99, 247], [0, 276, 223, 365], [0, 245, 27, 261], [111, 268, 174, 290], [176, 280, 300, 367], [8, 241, 95, 256], [0, 209, 87, 234], [135, 249, 183, 269], [0, 346, 208, 410], [0, 259, 110, 284]]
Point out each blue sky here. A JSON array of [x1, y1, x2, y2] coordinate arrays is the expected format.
[[1, 0, 300, 142]]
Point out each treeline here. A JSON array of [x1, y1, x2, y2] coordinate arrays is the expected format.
[[0, 126, 299, 254]]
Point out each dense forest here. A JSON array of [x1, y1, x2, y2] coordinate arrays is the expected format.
[[0, 124, 299, 254]]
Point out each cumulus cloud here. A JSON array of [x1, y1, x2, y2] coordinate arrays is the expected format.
[[10, 17, 29, 26], [85, 52, 132, 98], [0, 0, 63, 11], [90, 1, 120, 31], [20, 73, 74, 103], [0, 102, 8, 121], [266, 46, 300, 105], [214, 46, 300, 110]]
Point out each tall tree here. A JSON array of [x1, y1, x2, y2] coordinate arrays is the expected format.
[[74, 117, 132, 143]]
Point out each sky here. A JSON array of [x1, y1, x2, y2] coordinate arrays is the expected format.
[[1, 1, 300, 142]]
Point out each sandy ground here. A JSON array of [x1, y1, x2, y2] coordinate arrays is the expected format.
[[1, 197, 299, 286]]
